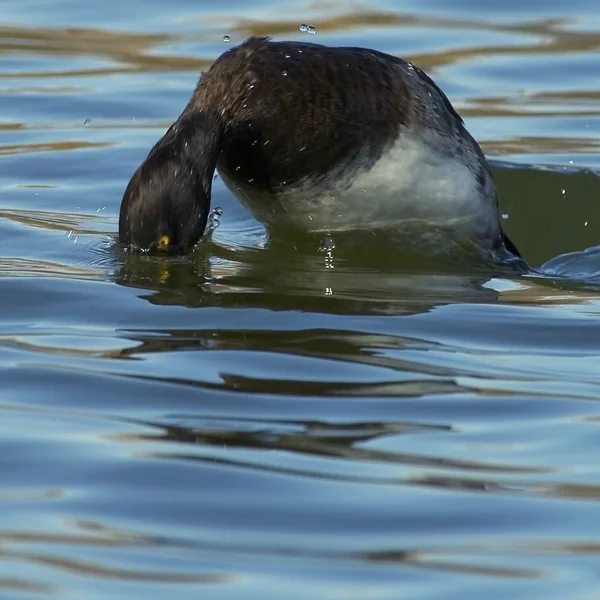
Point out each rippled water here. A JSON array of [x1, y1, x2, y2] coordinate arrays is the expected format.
[[3, 1, 600, 598]]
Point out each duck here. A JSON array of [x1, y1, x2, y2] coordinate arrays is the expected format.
[[119, 35, 523, 264]]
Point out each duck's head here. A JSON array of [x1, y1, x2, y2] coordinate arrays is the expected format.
[[118, 110, 221, 253]]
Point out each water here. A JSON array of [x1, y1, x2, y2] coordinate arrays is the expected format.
[[3, 0, 600, 598]]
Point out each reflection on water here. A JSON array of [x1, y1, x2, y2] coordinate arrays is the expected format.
[[4, 0, 600, 598], [115, 233, 506, 315]]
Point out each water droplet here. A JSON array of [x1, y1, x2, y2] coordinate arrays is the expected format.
[[248, 178, 255, 183], [502, 212, 509, 220], [561, 188, 566, 197], [222, 35, 231, 43], [83, 119, 91, 127], [299, 23, 316, 34], [207, 207, 223, 232], [319, 233, 336, 269], [285, 54, 291, 59], [235, 165, 241, 171], [569, 160, 574, 165], [318, 234, 336, 252], [282, 71, 288, 76], [585, 221, 589, 227]]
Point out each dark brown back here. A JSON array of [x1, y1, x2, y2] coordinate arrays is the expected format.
[[189, 37, 414, 191]]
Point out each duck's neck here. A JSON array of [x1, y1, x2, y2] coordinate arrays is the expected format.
[[160, 109, 222, 192], [119, 109, 225, 250], [157, 109, 223, 243]]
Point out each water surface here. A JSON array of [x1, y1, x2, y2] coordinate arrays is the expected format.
[[3, 1, 600, 598]]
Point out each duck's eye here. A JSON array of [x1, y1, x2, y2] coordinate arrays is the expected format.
[[157, 235, 170, 250]]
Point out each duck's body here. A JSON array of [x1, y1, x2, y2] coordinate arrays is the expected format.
[[119, 36, 521, 260]]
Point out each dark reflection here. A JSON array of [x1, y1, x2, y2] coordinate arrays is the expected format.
[[114, 229, 512, 316], [0, 140, 113, 156], [0, 257, 102, 280], [0, 549, 224, 584], [361, 549, 544, 579], [0, 577, 57, 595], [0, 24, 210, 78], [107, 325, 474, 398], [0, 208, 108, 234], [116, 416, 548, 479], [0, 520, 229, 585], [117, 359, 468, 397]]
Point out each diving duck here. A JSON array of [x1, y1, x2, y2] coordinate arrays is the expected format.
[[119, 36, 522, 262]]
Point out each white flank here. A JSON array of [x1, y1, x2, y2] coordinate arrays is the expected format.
[[220, 128, 496, 240]]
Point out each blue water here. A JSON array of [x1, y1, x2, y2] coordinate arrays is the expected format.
[[3, 1, 600, 598]]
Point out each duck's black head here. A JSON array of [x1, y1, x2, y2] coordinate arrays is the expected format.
[[119, 110, 222, 253]]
